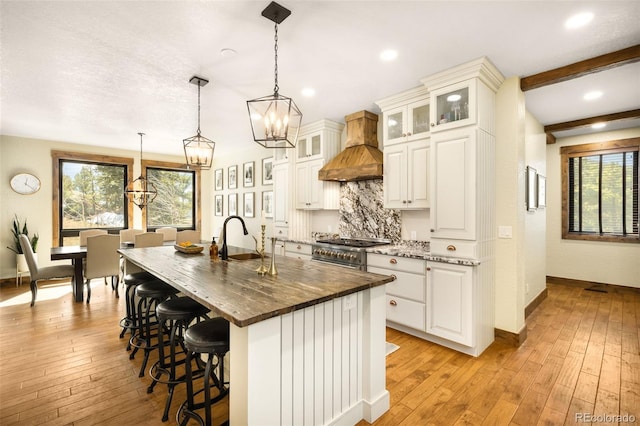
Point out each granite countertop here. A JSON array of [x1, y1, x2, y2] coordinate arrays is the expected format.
[[119, 245, 394, 328]]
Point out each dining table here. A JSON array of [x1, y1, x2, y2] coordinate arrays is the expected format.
[[50, 245, 87, 302]]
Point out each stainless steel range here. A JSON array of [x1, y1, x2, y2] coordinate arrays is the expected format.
[[312, 238, 391, 270]]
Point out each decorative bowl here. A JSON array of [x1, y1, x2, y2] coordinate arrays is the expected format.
[[174, 244, 204, 254]]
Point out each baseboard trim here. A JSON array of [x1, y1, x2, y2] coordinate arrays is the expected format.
[[494, 325, 527, 347], [525, 287, 548, 318], [546, 275, 640, 293]]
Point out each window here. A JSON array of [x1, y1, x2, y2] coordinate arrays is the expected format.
[[52, 151, 133, 246], [142, 160, 200, 232], [561, 138, 639, 243]]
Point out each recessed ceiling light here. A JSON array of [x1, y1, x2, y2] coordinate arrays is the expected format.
[[380, 49, 398, 61], [583, 90, 603, 101], [591, 122, 606, 129], [565, 12, 594, 29], [220, 48, 237, 56], [301, 87, 315, 97]]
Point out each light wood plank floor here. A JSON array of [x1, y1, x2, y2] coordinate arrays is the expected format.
[[1, 280, 638, 425]]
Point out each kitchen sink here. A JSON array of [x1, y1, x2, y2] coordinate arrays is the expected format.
[[227, 252, 262, 260]]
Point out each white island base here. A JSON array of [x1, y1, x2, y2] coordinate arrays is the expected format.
[[230, 286, 389, 425]]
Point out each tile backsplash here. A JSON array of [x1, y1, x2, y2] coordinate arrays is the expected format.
[[338, 180, 401, 242]]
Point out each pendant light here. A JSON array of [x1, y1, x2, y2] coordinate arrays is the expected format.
[[183, 76, 215, 169], [125, 132, 157, 209], [247, 1, 302, 149]]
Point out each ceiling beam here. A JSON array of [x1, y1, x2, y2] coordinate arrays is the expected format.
[[544, 109, 640, 144], [521, 45, 640, 91]]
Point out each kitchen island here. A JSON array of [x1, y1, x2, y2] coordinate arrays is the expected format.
[[119, 245, 394, 425]]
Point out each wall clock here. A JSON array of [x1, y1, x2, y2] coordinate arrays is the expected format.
[[10, 173, 41, 195]]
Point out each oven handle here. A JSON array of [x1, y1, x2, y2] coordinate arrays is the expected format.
[[311, 258, 361, 270]]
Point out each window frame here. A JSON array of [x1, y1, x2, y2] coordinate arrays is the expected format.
[[560, 137, 639, 244], [52, 150, 134, 246], [141, 159, 201, 233]]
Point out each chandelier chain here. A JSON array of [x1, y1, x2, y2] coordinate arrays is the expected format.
[[273, 22, 279, 95]]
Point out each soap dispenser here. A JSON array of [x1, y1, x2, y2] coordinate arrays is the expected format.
[[209, 237, 219, 261]]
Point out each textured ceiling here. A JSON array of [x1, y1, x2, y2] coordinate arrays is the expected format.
[[1, 1, 639, 157]]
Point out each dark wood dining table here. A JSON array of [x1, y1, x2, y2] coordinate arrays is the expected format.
[[50, 245, 87, 302]]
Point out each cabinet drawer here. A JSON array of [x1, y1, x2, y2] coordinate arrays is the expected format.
[[284, 242, 312, 255], [386, 295, 425, 331], [368, 266, 425, 302], [368, 253, 425, 274], [430, 239, 478, 259], [274, 227, 288, 239]]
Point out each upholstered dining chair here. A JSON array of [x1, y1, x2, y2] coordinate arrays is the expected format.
[[79, 229, 108, 246], [119, 228, 144, 245], [124, 232, 164, 275], [155, 227, 177, 242], [84, 234, 120, 303], [176, 230, 201, 245], [19, 234, 75, 307]]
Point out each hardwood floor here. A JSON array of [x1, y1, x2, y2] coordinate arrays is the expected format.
[[0, 280, 638, 425]]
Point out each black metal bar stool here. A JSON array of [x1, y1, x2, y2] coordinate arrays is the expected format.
[[119, 271, 158, 349], [177, 317, 230, 426], [147, 297, 211, 422], [130, 280, 179, 377]]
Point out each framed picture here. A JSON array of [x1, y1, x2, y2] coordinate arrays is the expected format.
[[243, 161, 255, 187], [214, 194, 223, 216], [262, 190, 274, 218], [228, 193, 237, 216], [262, 157, 273, 185], [228, 165, 237, 190], [537, 174, 546, 208], [214, 168, 223, 191], [526, 166, 537, 211], [243, 192, 255, 218]]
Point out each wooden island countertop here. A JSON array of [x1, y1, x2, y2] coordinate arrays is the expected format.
[[119, 245, 394, 328]]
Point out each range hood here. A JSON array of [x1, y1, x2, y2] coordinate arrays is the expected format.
[[318, 110, 383, 182]]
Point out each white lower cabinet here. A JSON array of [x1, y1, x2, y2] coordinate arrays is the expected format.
[[367, 253, 426, 332], [426, 261, 473, 346], [284, 242, 312, 261]]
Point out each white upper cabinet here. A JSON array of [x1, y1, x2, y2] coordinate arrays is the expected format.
[[273, 163, 289, 229], [384, 138, 430, 209], [296, 132, 323, 162], [383, 99, 431, 145], [428, 80, 477, 133], [273, 141, 291, 165]]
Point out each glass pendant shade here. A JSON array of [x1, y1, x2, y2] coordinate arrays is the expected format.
[[247, 93, 302, 148], [183, 76, 215, 169], [125, 132, 157, 209]]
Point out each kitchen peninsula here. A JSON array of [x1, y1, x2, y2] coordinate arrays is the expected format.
[[120, 245, 394, 425]]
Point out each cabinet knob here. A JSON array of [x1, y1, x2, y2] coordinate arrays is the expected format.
[[426, 267, 431, 271], [402, 133, 407, 137], [430, 123, 435, 127], [430, 229, 435, 232], [389, 300, 397, 306], [390, 274, 397, 281], [402, 200, 407, 204], [389, 258, 397, 264], [407, 200, 412, 204], [296, 245, 301, 249], [446, 245, 457, 251], [278, 230, 283, 234], [407, 132, 412, 136]]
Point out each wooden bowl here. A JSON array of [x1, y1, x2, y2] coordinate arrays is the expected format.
[[174, 244, 204, 254]]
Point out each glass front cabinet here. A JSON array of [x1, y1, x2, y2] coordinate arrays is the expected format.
[[429, 79, 477, 133], [383, 98, 430, 145]]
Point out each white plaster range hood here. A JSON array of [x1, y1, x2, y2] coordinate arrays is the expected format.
[[318, 110, 383, 182]]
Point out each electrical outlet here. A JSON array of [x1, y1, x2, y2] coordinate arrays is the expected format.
[[328, 225, 332, 232], [498, 226, 513, 238], [411, 230, 417, 240]]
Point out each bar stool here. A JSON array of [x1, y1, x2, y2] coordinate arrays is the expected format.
[[177, 317, 230, 426], [119, 271, 158, 349], [147, 297, 210, 422], [130, 280, 179, 377]]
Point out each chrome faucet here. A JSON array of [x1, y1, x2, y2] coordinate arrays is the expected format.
[[220, 215, 249, 260]]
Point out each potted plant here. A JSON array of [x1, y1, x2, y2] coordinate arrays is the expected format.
[[7, 216, 39, 280]]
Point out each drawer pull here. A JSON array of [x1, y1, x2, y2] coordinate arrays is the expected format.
[[390, 274, 397, 281], [389, 258, 398, 264], [389, 299, 397, 306], [446, 245, 457, 251], [426, 267, 431, 271], [296, 245, 301, 249]]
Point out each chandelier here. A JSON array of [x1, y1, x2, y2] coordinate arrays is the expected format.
[[183, 76, 215, 169], [124, 132, 157, 209], [247, 1, 302, 149]]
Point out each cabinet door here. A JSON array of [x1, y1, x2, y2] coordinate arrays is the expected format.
[[273, 164, 289, 227], [429, 79, 477, 133], [407, 99, 430, 141], [296, 132, 322, 161], [295, 160, 324, 209], [383, 144, 407, 208], [382, 106, 407, 145], [426, 262, 473, 346], [431, 128, 476, 240], [295, 162, 309, 209], [407, 139, 430, 208], [274, 141, 290, 164]]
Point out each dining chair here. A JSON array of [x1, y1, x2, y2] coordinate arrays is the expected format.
[[176, 229, 201, 245], [124, 232, 165, 276], [119, 228, 144, 245], [84, 234, 120, 303], [19, 234, 75, 307], [155, 227, 177, 242], [79, 229, 108, 246]]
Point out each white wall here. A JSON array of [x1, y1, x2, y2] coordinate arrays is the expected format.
[[546, 128, 640, 288], [0, 134, 213, 279]]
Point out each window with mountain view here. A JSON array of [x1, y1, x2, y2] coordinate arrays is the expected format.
[[145, 167, 195, 230], [561, 138, 639, 243]]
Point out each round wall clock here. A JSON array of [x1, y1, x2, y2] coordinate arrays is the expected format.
[[10, 173, 41, 195]]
